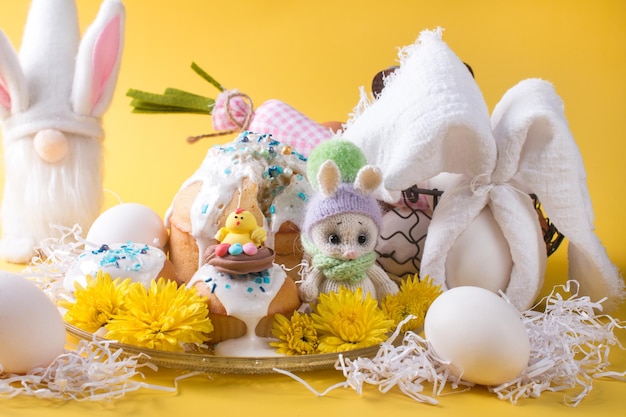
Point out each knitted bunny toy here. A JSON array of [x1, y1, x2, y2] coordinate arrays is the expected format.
[[0, 0, 125, 262], [299, 140, 399, 303]]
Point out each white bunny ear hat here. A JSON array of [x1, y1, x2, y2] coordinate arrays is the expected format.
[[0, 0, 124, 140], [343, 28, 624, 311], [0, 0, 125, 262]]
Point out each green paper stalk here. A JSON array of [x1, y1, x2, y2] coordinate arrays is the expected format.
[[127, 63, 225, 115]]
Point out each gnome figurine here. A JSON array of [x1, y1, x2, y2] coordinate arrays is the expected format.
[[0, 0, 125, 262]]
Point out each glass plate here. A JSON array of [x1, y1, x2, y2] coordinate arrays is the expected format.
[[65, 323, 381, 374]]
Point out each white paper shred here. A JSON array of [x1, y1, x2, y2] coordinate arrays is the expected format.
[[336, 316, 472, 405], [490, 281, 625, 406], [0, 338, 176, 401], [25, 224, 85, 298], [335, 281, 625, 406]]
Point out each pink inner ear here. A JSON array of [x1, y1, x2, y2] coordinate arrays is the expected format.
[[90, 14, 121, 110], [0, 73, 11, 111]]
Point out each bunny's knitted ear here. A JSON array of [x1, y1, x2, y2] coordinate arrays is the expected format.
[[354, 165, 382, 196], [0, 31, 28, 118], [317, 160, 342, 198], [71, 0, 125, 117]]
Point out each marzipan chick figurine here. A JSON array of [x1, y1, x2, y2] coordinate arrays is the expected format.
[[215, 208, 267, 256]]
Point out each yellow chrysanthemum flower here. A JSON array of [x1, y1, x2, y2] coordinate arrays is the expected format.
[[271, 311, 319, 355], [311, 287, 394, 353], [61, 271, 131, 333], [382, 274, 442, 332], [105, 278, 213, 352]]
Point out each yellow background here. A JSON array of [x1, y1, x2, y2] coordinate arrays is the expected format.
[[0, 0, 625, 416]]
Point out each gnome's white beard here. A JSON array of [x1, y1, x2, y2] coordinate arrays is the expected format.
[[1, 136, 103, 254]]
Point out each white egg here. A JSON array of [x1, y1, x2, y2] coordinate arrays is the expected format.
[[0, 271, 66, 374], [86, 203, 168, 250], [424, 286, 530, 386], [445, 206, 512, 293]]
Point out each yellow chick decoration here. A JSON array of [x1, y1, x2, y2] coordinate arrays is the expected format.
[[215, 208, 267, 256]]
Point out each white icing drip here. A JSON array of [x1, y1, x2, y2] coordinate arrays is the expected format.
[[165, 132, 310, 269], [63, 243, 166, 291], [270, 173, 313, 235], [188, 263, 287, 357]]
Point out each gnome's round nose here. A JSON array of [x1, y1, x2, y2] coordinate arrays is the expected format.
[[33, 129, 69, 163]]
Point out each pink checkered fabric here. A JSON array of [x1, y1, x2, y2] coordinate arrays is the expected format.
[[212, 90, 334, 156]]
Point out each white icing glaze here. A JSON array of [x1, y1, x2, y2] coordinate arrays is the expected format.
[[188, 263, 287, 357], [63, 243, 166, 292], [166, 132, 311, 268]]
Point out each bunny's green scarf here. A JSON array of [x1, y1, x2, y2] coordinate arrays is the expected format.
[[301, 236, 376, 283]]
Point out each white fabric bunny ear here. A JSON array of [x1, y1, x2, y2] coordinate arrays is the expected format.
[[491, 78, 624, 310], [72, 0, 125, 117], [343, 28, 497, 203]]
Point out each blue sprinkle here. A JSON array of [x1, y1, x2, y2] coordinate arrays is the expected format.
[[259, 286, 266, 293], [211, 283, 217, 293], [204, 277, 213, 283], [296, 174, 304, 181], [297, 192, 309, 202], [263, 277, 271, 284], [247, 287, 254, 293], [225, 284, 231, 289], [269, 140, 280, 146], [269, 205, 275, 214], [292, 151, 307, 161], [201, 204, 209, 214], [255, 277, 262, 284], [224, 168, 232, 175]]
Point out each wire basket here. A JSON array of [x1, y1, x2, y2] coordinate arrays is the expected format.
[[375, 186, 564, 278]]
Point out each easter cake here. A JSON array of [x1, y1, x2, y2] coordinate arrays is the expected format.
[[63, 242, 180, 292], [166, 131, 313, 283], [184, 206, 301, 349]]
